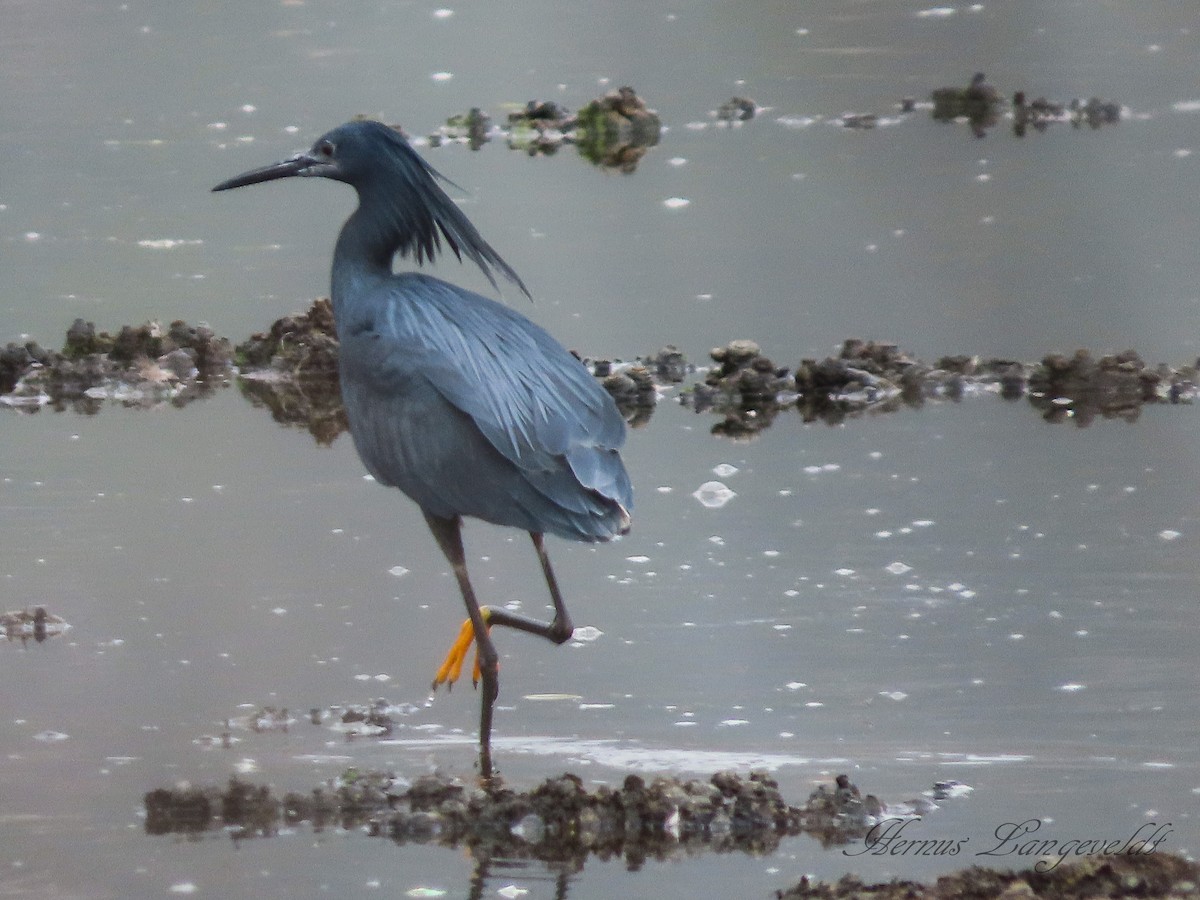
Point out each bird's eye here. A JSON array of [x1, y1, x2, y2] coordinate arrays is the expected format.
[[316, 140, 335, 158]]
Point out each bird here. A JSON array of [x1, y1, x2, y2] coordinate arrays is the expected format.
[[213, 120, 632, 777]]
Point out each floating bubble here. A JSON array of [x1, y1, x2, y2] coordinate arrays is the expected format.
[[885, 561, 912, 575], [693, 481, 735, 508]]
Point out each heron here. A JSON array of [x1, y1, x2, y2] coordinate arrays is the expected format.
[[213, 120, 632, 777]]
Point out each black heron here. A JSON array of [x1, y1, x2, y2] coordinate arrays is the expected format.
[[213, 120, 632, 777]]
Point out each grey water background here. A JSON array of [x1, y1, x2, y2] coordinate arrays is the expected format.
[[4, 1, 1200, 897]]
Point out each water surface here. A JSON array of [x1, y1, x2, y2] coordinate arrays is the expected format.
[[4, 1, 1200, 897]]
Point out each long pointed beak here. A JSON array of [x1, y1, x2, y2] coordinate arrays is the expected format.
[[212, 152, 320, 192]]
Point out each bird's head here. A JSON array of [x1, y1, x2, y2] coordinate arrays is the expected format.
[[212, 119, 531, 298], [212, 120, 409, 191]]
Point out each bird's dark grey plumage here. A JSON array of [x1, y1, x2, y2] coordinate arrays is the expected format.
[[214, 120, 632, 776]]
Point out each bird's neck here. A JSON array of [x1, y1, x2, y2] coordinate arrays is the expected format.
[[331, 205, 398, 309]]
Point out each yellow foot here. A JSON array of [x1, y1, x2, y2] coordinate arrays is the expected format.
[[431, 608, 492, 691]]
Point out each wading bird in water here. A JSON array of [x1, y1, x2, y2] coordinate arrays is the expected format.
[[214, 120, 632, 777]]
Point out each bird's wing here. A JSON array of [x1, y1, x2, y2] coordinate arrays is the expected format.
[[343, 276, 630, 509]]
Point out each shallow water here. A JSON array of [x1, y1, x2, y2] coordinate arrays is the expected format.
[[4, 1, 1200, 898]]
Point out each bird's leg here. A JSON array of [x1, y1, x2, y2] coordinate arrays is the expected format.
[[432, 531, 577, 689], [426, 524, 578, 778], [487, 532, 574, 641], [447, 532, 576, 645], [424, 512, 499, 779]]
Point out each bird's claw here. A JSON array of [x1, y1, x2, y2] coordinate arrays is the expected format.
[[432, 609, 491, 691]]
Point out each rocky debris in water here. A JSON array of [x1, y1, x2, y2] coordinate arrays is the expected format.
[[577, 346, 690, 427], [1, 319, 232, 412], [427, 107, 493, 151], [1012, 91, 1068, 135], [777, 853, 1200, 900], [334, 700, 398, 738], [931, 72, 1004, 136], [931, 72, 1121, 138], [716, 96, 759, 123], [574, 87, 662, 172], [1, 607, 70, 644], [1028, 348, 1182, 425], [145, 768, 1196, 898], [706, 340, 793, 400], [840, 113, 879, 130], [643, 345, 690, 384], [235, 297, 339, 376], [601, 366, 657, 426], [505, 99, 577, 157], [1070, 96, 1122, 129], [144, 771, 944, 861], [234, 297, 348, 445], [681, 338, 1198, 434], [500, 87, 662, 171], [223, 706, 296, 735], [9, 310, 1198, 436], [685, 340, 794, 438]]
